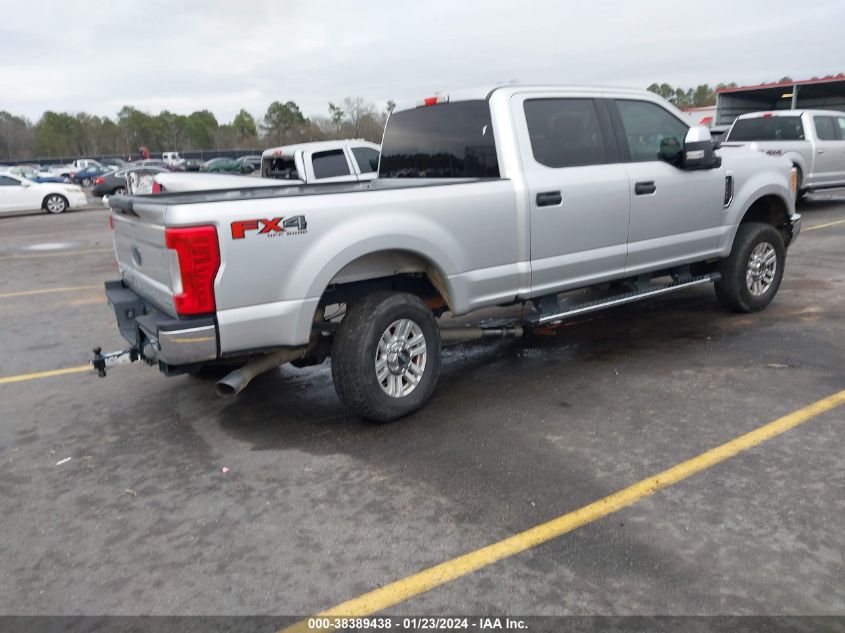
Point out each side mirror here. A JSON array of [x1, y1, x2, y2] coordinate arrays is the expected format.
[[681, 126, 720, 170], [657, 136, 683, 165]]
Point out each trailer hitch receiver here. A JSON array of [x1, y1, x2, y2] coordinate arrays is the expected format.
[[91, 346, 139, 377]]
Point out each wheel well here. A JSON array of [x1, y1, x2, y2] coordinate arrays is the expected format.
[[740, 194, 792, 244], [319, 250, 451, 312]]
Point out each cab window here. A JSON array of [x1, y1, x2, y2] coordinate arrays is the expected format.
[[614, 100, 688, 162], [523, 98, 608, 168], [814, 116, 837, 141], [352, 147, 380, 173], [312, 150, 351, 179]]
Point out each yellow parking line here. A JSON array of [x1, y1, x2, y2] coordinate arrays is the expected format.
[[804, 218, 845, 232], [281, 388, 845, 632], [0, 248, 111, 261], [0, 364, 91, 385], [0, 285, 101, 299]]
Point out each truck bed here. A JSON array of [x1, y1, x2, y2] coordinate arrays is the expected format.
[[109, 178, 499, 211]]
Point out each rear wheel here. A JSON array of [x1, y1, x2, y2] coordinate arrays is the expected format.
[[715, 222, 785, 312], [81, 177, 92, 187], [43, 194, 68, 214], [331, 292, 441, 422], [112, 186, 126, 196]]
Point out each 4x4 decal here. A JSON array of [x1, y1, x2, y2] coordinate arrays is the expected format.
[[231, 215, 307, 239]]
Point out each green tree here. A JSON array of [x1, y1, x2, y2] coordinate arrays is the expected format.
[[262, 101, 306, 145], [184, 110, 219, 149], [691, 84, 715, 107], [117, 106, 161, 152], [231, 109, 257, 140], [34, 111, 83, 156], [0, 111, 34, 160], [328, 101, 344, 132], [157, 111, 189, 150]]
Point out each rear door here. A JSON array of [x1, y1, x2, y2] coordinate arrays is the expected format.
[[513, 93, 631, 295], [812, 115, 845, 186], [608, 98, 725, 274]]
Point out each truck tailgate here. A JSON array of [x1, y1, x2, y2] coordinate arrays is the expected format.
[[111, 202, 177, 316]]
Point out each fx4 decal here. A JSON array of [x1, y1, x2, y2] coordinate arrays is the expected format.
[[231, 215, 307, 239]]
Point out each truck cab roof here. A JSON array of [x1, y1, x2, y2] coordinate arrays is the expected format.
[[735, 109, 845, 119]]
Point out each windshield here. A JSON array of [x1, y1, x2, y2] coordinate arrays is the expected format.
[[379, 100, 499, 178], [727, 116, 805, 141]]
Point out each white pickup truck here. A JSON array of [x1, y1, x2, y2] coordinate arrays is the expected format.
[[95, 85, 800, 421], [141, 140, 382, 194], [722, 110, 845, 198]]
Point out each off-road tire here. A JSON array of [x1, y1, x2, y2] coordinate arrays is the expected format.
[[715, 222, 785, 312], [331, 291, 441, 422]]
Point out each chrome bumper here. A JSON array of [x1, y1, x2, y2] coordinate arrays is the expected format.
[[105, 280, 218, 367]]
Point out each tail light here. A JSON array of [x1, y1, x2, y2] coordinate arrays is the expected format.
[[164, 226, 220, 315], [94, 177, 105, 185], [152, 180, 163, 193]]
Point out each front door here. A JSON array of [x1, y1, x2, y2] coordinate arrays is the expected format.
[[513, 94, 631, 296], [609, 98, 725, 275], [812, 115, 845, 187], [0, 176, 33, 212]]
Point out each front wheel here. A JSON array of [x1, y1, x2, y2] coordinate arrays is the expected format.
[[714, 222, 785, 312], [331, 292, 441, 422], [43, 194, 68, 214]]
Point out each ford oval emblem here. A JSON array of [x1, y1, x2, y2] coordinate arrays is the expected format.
[[131, 245, 143, 266]]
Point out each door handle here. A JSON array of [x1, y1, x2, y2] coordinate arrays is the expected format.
[[536, 190, 562, 206], [817, 149, 826, 154], [635, 181, 657, 195]]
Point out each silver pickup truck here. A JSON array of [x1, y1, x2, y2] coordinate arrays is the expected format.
[[722, 109, 845, 198], [95, 85, 800, 421]]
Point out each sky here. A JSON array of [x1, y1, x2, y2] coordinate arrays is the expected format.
[[2, 0, 844, 123]]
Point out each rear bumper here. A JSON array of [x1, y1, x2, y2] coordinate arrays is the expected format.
[[105, 280, 218, 366]]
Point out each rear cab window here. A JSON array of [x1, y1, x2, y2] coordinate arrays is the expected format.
[[263, 156, 299, 180], [727, 116, 805, 141], [379, 100, 499, 178]]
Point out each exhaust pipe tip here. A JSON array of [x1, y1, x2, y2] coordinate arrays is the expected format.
[[214, 371, 250, 398]]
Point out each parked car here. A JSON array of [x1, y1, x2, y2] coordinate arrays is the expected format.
[[97, 85, 799, 422], [68, 165, 115, 187], [722, 110, 845, 198], [200, 157, 251, 173], [236, 155, 262, 172], [181, 158, 204, 171], [93, 165, 168, 197], [100, 157, 125, 169], [3, 166, 65, 183], [260, 140, 381, 182], [162, 152, 182, 167], [0, 172, 87, 214]]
